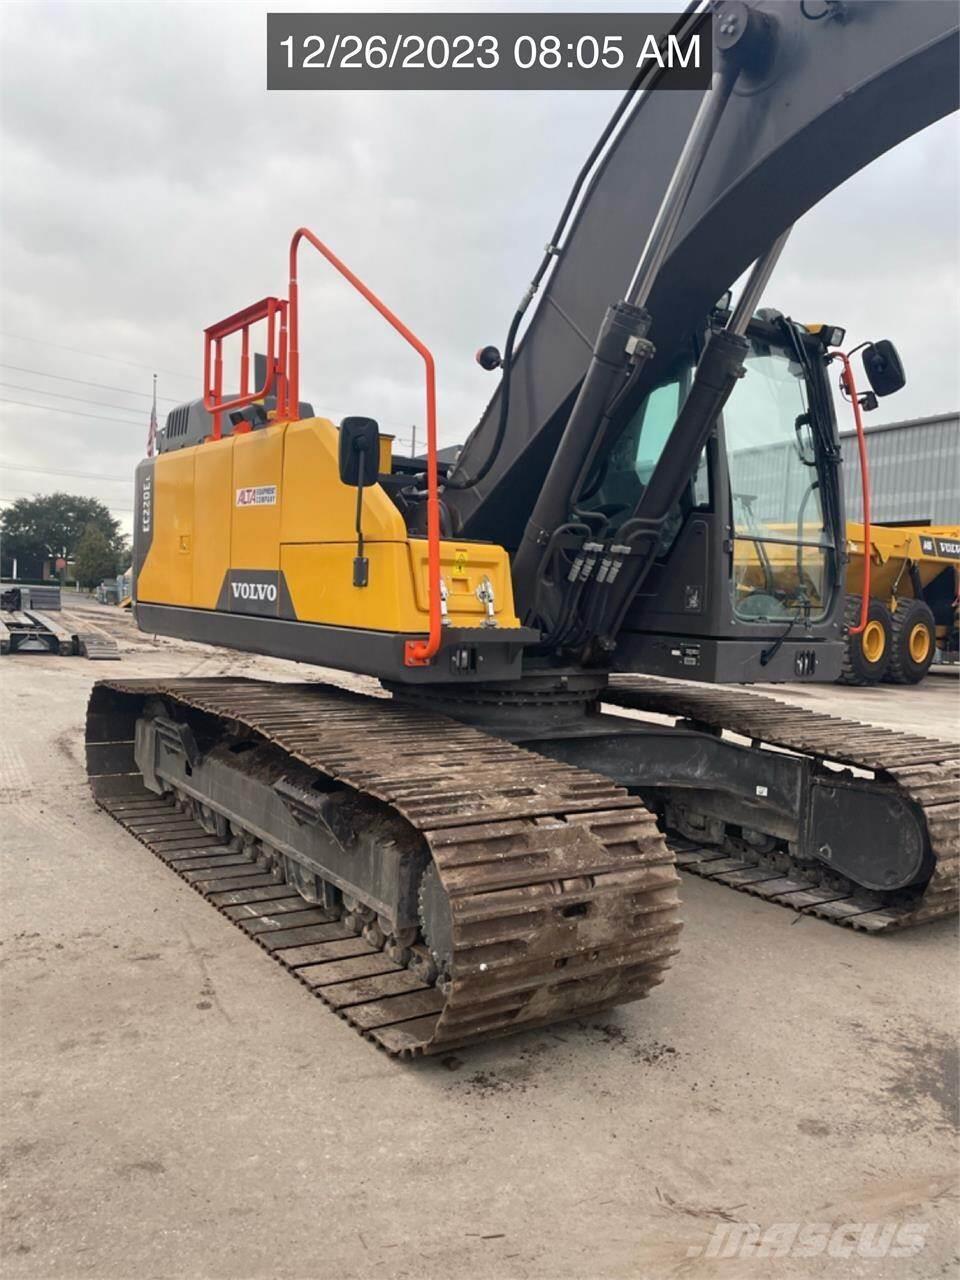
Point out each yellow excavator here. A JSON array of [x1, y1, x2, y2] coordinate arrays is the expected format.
[[85, 1, 959, 1056]]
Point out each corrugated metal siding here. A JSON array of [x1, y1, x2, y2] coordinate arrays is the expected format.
[[727, 440, 819, 526], [726, 413, 958, 527], [840, 413, 959, 525]]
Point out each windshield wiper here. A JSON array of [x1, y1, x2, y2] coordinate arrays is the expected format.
[[759, 614, 797, 667]]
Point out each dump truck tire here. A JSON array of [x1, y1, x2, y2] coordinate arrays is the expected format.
[[886, 598, 936, 685], [838, 594, 892, 684]]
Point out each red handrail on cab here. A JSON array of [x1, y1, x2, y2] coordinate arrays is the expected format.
[[286, 228, 442, 667], [831, 350, 871, 637]]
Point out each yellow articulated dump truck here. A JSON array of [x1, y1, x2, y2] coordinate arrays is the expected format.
[[840, 524, 959, 685]]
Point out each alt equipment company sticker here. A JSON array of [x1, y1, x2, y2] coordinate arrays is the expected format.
[[236, 485, 278, 507]]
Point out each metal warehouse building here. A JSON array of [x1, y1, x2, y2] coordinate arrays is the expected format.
[[840, 412, 958, 525], [730, 411, 958, 529]]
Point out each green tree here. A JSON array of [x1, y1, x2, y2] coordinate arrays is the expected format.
[[115, 533, 132, 570], [74, 524, 118, 590], [0, 492, 122, 567]]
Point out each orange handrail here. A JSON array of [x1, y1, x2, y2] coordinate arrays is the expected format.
[[831, 350, 871, 636], [286, 228, 441, 667]]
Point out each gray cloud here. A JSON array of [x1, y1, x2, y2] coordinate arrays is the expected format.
[[1, 1, 957, 534]]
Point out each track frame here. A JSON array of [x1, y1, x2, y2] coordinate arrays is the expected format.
[[600, 676, 959, 930]]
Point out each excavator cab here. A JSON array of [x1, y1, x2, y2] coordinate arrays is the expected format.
[[615, 318, 910, 683], [582, 314, 848, 681]]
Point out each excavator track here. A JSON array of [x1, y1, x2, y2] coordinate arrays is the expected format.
[[605, 676, 958, 932], [86, 678, 681, 1057]]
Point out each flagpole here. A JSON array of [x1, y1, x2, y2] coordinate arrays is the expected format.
[[147, 373, 158, 457]]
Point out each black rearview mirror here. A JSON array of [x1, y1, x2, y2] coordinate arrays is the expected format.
[[862, 341, 905, 398], [339, 417, 380, 487]]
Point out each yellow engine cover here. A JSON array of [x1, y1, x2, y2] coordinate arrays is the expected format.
[[136, 417, 522, 634]]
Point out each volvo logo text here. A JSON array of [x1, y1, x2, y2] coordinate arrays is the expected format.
[[231, 581, 278, 603]]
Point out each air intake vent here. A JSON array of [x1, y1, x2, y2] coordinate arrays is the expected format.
[[165, 405, 190, 439]]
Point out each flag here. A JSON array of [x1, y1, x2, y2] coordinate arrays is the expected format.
[[146, 373, 158, 457]]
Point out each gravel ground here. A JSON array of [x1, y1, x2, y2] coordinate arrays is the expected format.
[[1, 599, 957, 1279]]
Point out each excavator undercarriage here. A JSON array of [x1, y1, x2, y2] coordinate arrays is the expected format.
[[87, 679, 681, 1056], [84, 664, 956, 1055], [384, 670, 957, 925]]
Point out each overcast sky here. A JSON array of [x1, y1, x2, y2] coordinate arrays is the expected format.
[[1, 0, 957, 536]]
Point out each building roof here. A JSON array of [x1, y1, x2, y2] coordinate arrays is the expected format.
[[838, 410, 958, 439]]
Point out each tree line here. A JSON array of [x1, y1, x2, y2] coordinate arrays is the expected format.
[[0, 493, 130, 589]]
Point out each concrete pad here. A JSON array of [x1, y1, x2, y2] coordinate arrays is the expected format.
[[1, 640, 957, 1279]]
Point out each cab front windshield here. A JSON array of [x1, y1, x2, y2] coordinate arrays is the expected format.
[[724, 337, 834, 621]]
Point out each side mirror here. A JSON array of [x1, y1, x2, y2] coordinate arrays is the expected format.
[[339, 417, 380, 487], [862, 341, 905, 397]]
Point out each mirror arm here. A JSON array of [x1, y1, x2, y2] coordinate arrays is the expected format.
[[353, 449, 369, 588]]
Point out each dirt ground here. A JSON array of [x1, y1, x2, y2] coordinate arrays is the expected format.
[[2, 597, 957, 1280]]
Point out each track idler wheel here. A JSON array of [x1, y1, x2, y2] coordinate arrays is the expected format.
[[418, 862, 454, 981]]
